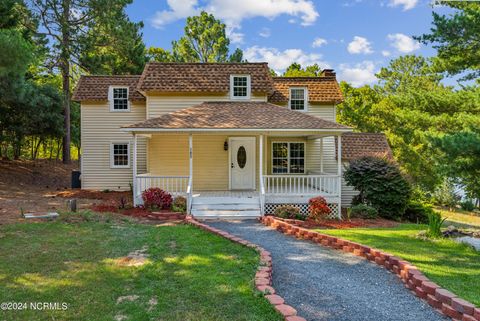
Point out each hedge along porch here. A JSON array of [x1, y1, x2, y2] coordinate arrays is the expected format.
[[122, 102, 352, 218]]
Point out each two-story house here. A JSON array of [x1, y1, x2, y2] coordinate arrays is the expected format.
[[73, 62, 392, 219]]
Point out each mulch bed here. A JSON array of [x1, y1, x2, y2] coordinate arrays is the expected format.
[[90, 203, 185, 221], [57, 189, 130, 201], [271, 216, 399, 229]]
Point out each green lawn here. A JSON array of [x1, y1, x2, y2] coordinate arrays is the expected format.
[[0, 213, 280, 321], [436, 207, 480, 228], [317, 224, 480, 306]]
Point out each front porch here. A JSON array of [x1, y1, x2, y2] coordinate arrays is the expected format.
[[130, 132, 344, 218]]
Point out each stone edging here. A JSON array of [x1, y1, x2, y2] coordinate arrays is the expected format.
[[185, 216, 307, 321], [261, 216, 480, 321]]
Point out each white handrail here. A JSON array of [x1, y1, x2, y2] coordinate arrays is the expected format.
[[186, 176, 193, 214], [262, 175, 340, 197], [259, 176, 266, 215]]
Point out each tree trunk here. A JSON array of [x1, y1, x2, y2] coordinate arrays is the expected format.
[[61, 0, 71, 164], [33, 137, 43, 160]]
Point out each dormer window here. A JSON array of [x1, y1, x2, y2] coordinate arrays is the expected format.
[[289, 87, 307, 111], [109, 86, 130, 111], [230, 75, 251, 100]]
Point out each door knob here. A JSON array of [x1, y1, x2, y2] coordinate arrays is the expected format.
[[231, 162, 234, 168]]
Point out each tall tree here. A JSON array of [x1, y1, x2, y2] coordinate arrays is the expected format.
[[172, 11, 230, 62], [416, 2, 480, 81], [30, 0, 133, 163], [283, 63, 322, 77]]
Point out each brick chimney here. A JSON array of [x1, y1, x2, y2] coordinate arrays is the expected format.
[[321, 69, 336, 77]]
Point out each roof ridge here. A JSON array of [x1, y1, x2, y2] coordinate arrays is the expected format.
[[145, 62, 269, 65], [80, 75, 141, 78]]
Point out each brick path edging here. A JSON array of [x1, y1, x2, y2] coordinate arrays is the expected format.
[[185, 216, 307, 321], [261, 216, 480, 321]]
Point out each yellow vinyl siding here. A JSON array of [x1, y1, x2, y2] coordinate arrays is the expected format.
[[80, 102, 147, 190], [146, 93, 267, 119]]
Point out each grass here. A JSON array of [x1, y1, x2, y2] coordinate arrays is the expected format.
[[317, 224, 480, 306], [0, 212, 281, 321], [435, 207, 480, 228]]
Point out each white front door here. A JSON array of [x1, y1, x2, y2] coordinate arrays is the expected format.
[[230, 137, 256, 190]]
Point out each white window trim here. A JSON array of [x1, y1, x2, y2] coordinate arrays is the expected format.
[[271, 141, 306, 174], [109, 86, 130, 112], [110, 142, 130, 169], [230, 74, 251, 100], [288, 87, 308, 112]]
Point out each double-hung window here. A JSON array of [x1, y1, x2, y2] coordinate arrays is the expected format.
[[272, 142, 305, 174], [289, 87, 307, 111], [109, 87, 129, 111], [230, 75, 251, 99], [111, 143, 130, 168]]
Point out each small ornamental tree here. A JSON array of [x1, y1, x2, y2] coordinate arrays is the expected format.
[[141, 188, 173, 210], [344, 156, 411, 220], [308, 196, 332, 221]]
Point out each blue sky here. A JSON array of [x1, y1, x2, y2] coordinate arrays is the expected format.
[[126, 0, 454, 86]]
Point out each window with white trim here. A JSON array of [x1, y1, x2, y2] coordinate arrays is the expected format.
[[111, 143, 130, 168], [272, 142, 305, 174], [109, 87, 129, 111], [230, 75, 251, 99], [289, 88, 307, 111]]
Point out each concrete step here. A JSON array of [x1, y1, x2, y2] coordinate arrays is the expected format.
[[192, 209, 261, 217], [192, 204, 260, 210], [192, 196, 259, 205], [196, 215, 260, 220]]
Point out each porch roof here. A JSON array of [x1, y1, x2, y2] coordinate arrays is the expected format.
[[122, 102, 351, 132]]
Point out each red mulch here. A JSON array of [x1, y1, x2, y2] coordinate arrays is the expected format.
[[57, 189, 130, 201], [272, 217, 399, 229], [89, 203, 185, 221]]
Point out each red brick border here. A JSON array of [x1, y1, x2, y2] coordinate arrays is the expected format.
[[185, 216, 306, 321], [261, 216, 480, 321]]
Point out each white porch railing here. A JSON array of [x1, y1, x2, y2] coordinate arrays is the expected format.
[[262, 175, 340, 197], [186, 176, 193, 214], [134, 174, 190, 202]]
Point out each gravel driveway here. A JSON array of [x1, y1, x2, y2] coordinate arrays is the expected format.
[[206, 220, 448, 321]]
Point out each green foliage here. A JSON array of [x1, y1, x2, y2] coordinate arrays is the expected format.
[[344, 156, 411, 220], [426, 211, 446, 238], [416, 2, 480, 81], [431, 179, 459, 208], [172, 11, 230, 62], [228, 48, 244, 63], [403, 200, 434, 224], [146, 47, 175, 62], [0, 29, 32, 76], [172, 196, 187, 213], [273, 205, 301, 219], [350, 204, 378, 219], [283, 63, 322, 77], [460, 200, 475, 212]]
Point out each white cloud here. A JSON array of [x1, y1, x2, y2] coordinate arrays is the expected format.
[[228, 28, 244, 44], [338, 61, 377, 87], [388, 0, 418, 11], [381, 50, 391, 57], [312, 37, 327, 48], [387, 33, 421, 53], [243, 46, 330, 73], [151, 0, 319, 30], [259, 28, 271, 38], [347, 36, 373, 54]]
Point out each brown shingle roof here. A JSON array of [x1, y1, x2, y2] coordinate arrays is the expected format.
[[137, 62, 273, 93], [269, 77, 343, 104], [123, 102, 351, 130], [337, 133, 393, 161], [72, 75, 145, 102]]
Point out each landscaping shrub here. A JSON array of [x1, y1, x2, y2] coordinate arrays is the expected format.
[[308, 196, 331, 221], [273, 205, 300, 219], [141, 188, 173, 210], [403, 200, 434, 224], [344, 156, 411, 220], [461, 199, 475, 212], [172, 196, 187, 213], [431, 179, 459, 209], [426, 211, 446, 238], [350, 204, 378, 219]]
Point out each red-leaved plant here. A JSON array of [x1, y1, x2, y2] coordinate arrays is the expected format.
[[141, 188, 173, 210], [308, 196, 331, 221]]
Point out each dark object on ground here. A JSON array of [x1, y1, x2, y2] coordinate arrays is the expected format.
[[71, 170, 81, 188], [66, 199, 77, 212]]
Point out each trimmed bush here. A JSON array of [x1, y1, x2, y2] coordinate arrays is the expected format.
[[350, 204, 378, 219], [308, 196, 332, 221], [403, 200, 433, 224], [172, 196, 187, 213], [344, 156, 411, 220], [461, 199, 475, 212], [273, 205, 300, 219], [141, 188, 173, 210]]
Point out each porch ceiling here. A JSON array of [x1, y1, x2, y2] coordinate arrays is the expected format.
[[122, 102, 352, 133]]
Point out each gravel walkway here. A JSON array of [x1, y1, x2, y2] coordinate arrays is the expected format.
[[206, 220, 448, 321]]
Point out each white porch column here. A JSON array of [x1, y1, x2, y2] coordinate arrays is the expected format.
[[133, 133, 138, 206], [259, 134, 264, 215], [189, 134, 193, 181], [337, 134, 342, 218], [320, 137, 324, 173]]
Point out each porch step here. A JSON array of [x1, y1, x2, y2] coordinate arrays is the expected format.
[[192, 196, 259, 205], [192, 204, 259, 210], [191, 196, 261, 219]]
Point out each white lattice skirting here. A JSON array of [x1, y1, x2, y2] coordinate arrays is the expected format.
[[264, 203, 340, 219]]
